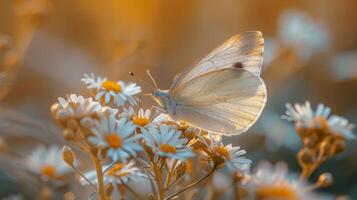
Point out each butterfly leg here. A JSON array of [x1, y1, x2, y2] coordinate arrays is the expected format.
[[151, 105, 166, 115], [171, 104, 178, 121], [137, 93, 152, 108]]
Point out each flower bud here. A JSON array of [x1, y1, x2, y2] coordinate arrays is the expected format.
[[50, 103, 59, 115], [331, 139, 346, 155], [80, 117, 94, 128], [66, 119, 79, 130], [319, 140, 332, 157], [318, 172, 333, 187], [63, 129, 76, 141], [303, 137, 316, 149], [62, 146, 75, 166], [297, 148, 314, 166]]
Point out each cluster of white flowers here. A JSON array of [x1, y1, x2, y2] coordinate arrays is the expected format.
[[25, 145, 72, 181], [48, 73, 255, 198], [81, 161, 146, 186], [15, 71, 351, 200], [81, 73, 141, 106], [283, 101, 355, 140], [278, 10, 330, 61]]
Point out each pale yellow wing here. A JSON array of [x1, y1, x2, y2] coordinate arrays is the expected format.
[[171, 31, 264, 90], [172, 68, 267, 136]]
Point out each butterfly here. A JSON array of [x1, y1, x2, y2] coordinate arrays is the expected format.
[[150, 31, 267, 136]]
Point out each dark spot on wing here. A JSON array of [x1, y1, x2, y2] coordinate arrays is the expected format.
[[233, 62, 243, 68]]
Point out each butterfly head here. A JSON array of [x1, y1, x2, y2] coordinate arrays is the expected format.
[[152, 89, 170, 107]]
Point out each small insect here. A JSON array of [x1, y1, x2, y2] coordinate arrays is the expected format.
[[136, 31, 267, 136]]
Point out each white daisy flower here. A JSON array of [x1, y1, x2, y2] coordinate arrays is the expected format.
[[123, 107, 169, 130], [51, 94, 102, 121], [51, 94, 114, 130], [89, 114, 142, 161], [328, 115, 355, 140], [206, 137, 251, 171], [81, 73, 107, 89], [278, 10, 330, 61], [330, 51, 357, 81], [142, 125, 194, 160], [80, 161, 145, 186], [81, 73, 141, 106], [118, 81, 141, 106], [283, 101, 355, 140], [247, 162, 325, 200], [25, 145, 72, 181]]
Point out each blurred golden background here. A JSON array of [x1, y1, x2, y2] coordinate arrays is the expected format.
[[0, 0, 357, 199]]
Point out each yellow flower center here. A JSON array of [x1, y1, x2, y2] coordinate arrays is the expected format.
[[102, 80, 122, 92], [105, 133, 122, 148], [107, 163, 125, 176], [41, 165, 57, 178], [255, 185, 299, 200], [214, 146, 231, 160], [132, 116, 150, 127], [159, 144, 176, 153]]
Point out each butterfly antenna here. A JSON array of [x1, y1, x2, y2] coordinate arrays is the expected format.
[[129, 72, 154, 91], [146, 69, 158, 89]]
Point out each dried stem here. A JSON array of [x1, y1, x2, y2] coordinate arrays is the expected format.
[[164, 160, 178, 189], [152, 161, 165, 200]]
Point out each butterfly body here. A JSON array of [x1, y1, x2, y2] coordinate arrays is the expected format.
[[153, 89, 180, 116], [151, 31, 267, 136]]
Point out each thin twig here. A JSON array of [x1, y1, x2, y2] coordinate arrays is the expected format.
[[71, 165, 97, 190], [165, 165, 217, 200]]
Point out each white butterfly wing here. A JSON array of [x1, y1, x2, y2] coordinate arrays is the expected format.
[[171, 31, 264, 90], [172, 68, 267, 136]]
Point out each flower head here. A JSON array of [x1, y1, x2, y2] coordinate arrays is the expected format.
[[206, 136, 251, 171], [81, 161, 145, 186], [278, 10, 330, 61], [123, 107, 169, 130], [142, 125, 194, 160], [247, 162, 322, 200], [283, 101, 355, 140], [51, 94, 117, 139], [51, 94, 102, 122], [89, 114, 142, 161], [81, 73, 141, 106], [26, 145, 72, 181]]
